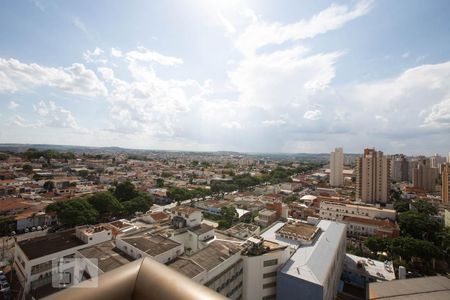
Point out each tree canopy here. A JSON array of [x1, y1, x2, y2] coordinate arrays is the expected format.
[[46, 199, 98, 227]]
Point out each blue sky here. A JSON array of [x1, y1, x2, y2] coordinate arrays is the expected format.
[[1, 0, 450, 155]]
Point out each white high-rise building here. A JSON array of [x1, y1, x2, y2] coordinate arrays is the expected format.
[[330, 147, 344, 187]]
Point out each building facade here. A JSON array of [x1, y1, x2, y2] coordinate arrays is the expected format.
[[330, 148, 344, 187], [412, 159, 438, 192], [355, 149, 391, 204]]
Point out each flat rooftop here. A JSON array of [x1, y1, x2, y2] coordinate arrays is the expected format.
[[171, 205, 201, 215], [368, 276, 450, 300], [188, 240, 243, 271], [276, 223, 320, 242], [189, 224, 214, 235], [344, 254, 395, 282], [168, 257, 205, 279], [121, 234, 181, 257], [18, 229, 85, 260], [77, 241, 133, 273]]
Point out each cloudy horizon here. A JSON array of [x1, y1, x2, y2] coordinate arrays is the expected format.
[[1, 0, 449, 156]]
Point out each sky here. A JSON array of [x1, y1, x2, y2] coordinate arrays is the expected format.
[[0, 0, 449, 155]]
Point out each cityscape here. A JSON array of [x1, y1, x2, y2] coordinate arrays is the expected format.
[[1, 1, 450, 300]]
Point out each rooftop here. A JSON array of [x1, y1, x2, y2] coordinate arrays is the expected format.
[[188, 240, 243, 271], [368, 276, 450, 300], [171, 205, 201, 215], [18, 229, 85, 260], [344, 254, 395, 282], [121, 234, 181, 257], [168, 257, 205, 279], [343, 216, 398, 229], [275, 223, 320, 242], [77, 241, 134, 273], [189, 223, 214, 235]]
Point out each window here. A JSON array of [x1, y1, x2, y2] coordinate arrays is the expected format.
[[263, 272, 277, 278], [263, 282, 276, 289], [263, 259, 278, 267]]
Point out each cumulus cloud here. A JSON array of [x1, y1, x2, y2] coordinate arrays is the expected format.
[[111, 48, 123, 58], [33, 100, 79, 129], [0, 58, 107, 97], [83, 47, 107, 64], [8, 100, 19, 110], [303, 110, 322, 120]]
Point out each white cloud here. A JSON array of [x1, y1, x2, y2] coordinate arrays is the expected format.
[[8, 100, 19, 110], [33, 100, 79, 129], [83, 47, 107, 64], [97, 67, 115, 81], [125, 46, 183, 66], [303, 110, 322, 120], [423, 98, 450, 128], [111, 48, 123, 58], [0, 58, 107, 97], [235, 0, 374, 56]]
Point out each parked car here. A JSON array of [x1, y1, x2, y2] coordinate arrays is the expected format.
[[43, 225, 48, 229], [31, 227, 36, 232], [9, 231, 15, 236], [37, 226, 42, 231], [24, 228, 29, 233]]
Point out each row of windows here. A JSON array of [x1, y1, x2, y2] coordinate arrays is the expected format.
[[263, 259, 278, 267], [216, 268, 243, 293], [263, 282, 276, 289], [263, 271, 277, 279], [225, 282, 243, 298]]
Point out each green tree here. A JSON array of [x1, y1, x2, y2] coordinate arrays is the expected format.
[[43, 180, 55, 192], [113, 181, 139, 202], [46, 198, 98, 227], [398, 210, 440, 241], [22, 164, 33, 174], [411, 200, 438, 215], [219, 205, 238, 229], [156, 178, 164, 188], [88, 192, 122, 220], [364, 236, 389, 254], [78, 170, 89, 179], [122, 194, 153, 215], [393, 199, 410, 213], [32, 174, 43, 181]]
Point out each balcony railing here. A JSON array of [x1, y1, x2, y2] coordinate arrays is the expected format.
[[42, 257, 228, 300]]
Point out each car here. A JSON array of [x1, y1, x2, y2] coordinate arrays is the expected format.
[[37, 226, 42, 231], [0, 282, 10, 293], [24, 228, 29, 233], [10, 231, 15, 236], [31, 227, 36, 232], [43, 225, 48, 229]]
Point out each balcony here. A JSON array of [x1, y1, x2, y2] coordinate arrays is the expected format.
[[42, 257, 227, 300]]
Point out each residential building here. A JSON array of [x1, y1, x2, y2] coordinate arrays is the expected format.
[[343, 216, 399, 238], [255, 209, 277, 227], [14, 225, 112, 295], [241, 237, 290, 300], [342, 254, 395, 288], [442, 163, 449, 204], [431, 153, 446, 169], [355, 149, 391, 204], [261, 220, 347, 300], [330, 147, 344, 187], [319, 201, 396, 222], [412, 159, 438, 192], [390, 155, 409, 182]]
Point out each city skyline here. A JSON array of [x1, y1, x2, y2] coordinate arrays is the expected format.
[[1, 0, 450, 154]]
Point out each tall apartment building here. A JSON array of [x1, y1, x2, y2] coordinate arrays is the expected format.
[[412, 159, 438, 192], [390, 155, 409, 182], [330, 148, 344, 187], [442, 163, 449, 204], [431, 154, 446, 169], [355, 149, 391, 204]]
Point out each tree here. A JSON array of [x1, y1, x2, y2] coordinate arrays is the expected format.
[[412, 200, 437, 215], [78, 170, 89, 179], [44, 180, 55, 192], [364, 236, 389, 254], [46, 199, 98, 227], [156, 178, 164, 188], [113, 181, 139, 202], [398, 210, 440, 241], [393, 199, 410, 213], [122, 194, 153, 215], [88, 192, 122, 220], [219, 205, 238, 229], [22, 164, 33, 174], [32, 174, 43, 181]]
